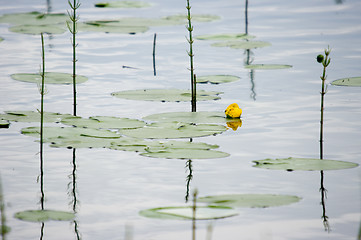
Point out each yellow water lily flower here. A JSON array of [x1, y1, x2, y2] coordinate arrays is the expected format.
[[225, 103, 242, 118]]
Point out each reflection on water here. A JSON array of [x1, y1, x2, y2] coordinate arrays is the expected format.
[[69, 148, 81, 239], [185, 159, 193, 203]]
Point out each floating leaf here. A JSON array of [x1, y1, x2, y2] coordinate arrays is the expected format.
[[21, 126, 120, 140], [0, 12, 68, 26], [78, 22, 149, 34], [0, 120, 10, 128], [196, 33, 255, 41], [119, 122, 227, 139], [244, 64, 292, 70], [14, 210, 75, 222], [95, 1, 151, 8], [11, 72, 88, 84], [198, 194, 301, 208], [0, 111, 72, 123], [252, 157, 359, 171], [141, 148, 229, 159], [144, 111, 228, 124], [197, 75, 240, 84], [111, 89, 222, 102], [331, 77, 361, 87], [164, 14, 220, 23], [139, 206, 238, 220], [212, 40, 271, 49], [9, 24, 66, 35], [61, 115, 145, 129], [0, 37, 3, 42]]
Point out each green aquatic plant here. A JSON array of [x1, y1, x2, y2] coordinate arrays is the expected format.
[[186, 0, 196, 112], [317, 47, 331, 159], [67, 0, 81, 116]]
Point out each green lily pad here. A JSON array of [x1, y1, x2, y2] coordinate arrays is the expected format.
[[212, 40, 271, 49], [141, 148, 229, 159], [78, 22, 149, 34], [331, 77, 361, 87], [21, 126, 121, 140], [0, 111, 72, 123], [244, 64, 292, 70], [9, 24, 66, 35], [164, 14, 220, 23], [143, 111, 229, 124], [119, 122, 227, 139], [139, 206, 238, 220], [111, 89, 222, 102], [61, 116, 145, 129], [252, 157, 359, 171], [0, 120, 10, 128], [0, 37, 3, 42], [14, 210, 75, 222], [197, 75, 240, 84], [11, 72, 88, 84], [198, 194, 301, 208], [0, 12, 68, 25], [95, 1, 151, 8], [196, 33, 255, 41]]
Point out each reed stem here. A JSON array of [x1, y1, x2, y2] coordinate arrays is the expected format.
[[186, 0, 196, 112], [39, 33, 45, 210]]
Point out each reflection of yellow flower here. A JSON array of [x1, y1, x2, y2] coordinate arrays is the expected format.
[[225, 103, 242, 118], [226, 119, 242, 131]]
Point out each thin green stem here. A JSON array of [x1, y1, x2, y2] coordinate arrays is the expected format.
[[186, 0, 196, 112], [40, 33, 45, 211], [192, 189, 198, 240]]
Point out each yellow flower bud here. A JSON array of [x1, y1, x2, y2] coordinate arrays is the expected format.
[[225, 103, 242, 118]]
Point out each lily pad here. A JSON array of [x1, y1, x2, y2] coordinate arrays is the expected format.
[[164, 14, 220, 23], [212, 40, 271, 49], [21, 126, 121, 140], [61, 116, 145, 129], [14, 210, 75, 222], [252, 157, 359, 171], [0, 111, 72, 123], [139, 206, 238, 220], [9, 24, 66, 35], [144, 111, 229, 124], [0, 37, 3, 42], [0, 120, 10, 128], [331, 77, 361, 87], [78, 22, 149, 34], [11, 72, 88, 84], [0, 12, 68, 26], [196, 75, 240, 84], [95, 1, 151, 8], [244, 64, 292, 70], [141, 148, 229, 159], [111, 89, 222, 102], [198, 194, 301, 208], [119, 122, 227, 139], [196, 33, 255, 41]]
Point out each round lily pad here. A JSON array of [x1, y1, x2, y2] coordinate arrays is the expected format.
[[0, 111, 72, 123], [61, 115, 145, 129], [95, 1, 151, 8], [9, 24, 66, 35], [211, 40, 271, 49], [198, 194, 301, 208], [331, 77, 361, 87], [78, 22, 149, 34], [196, 75, 240, 84], [196, 33, 255, 41], [139, 206, 238, 220], [140, 148, 229, 159], [119, 122, 227, 139], [111, 89, 222, 102], [143, 111, 228, 124], [163, 14, 220, 23], [0, 12, 68, 25], [11, 72, 88, 84], [244, 64, 292, 70], [252, 157, 359, 171], [14, 210, 75, 222]]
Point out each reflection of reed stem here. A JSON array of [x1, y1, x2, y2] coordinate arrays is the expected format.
[[153, 33, 157, 76], [39, 33, 45, 211], [319, 171, 330, 232], [185, 159, 193, 202], [192, 189, 198, 240], [186, 0, 196, 112]]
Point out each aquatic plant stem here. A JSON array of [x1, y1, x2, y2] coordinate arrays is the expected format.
[[192, 189, 198, 240], [153, 33, 157, 76], [186, 0, 196, 112], [67, 0, 80, 116]]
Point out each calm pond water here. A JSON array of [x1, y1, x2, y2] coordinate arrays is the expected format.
[[1, 0, 360, 239]]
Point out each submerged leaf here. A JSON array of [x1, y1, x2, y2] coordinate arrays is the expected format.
[[196, 33, 255, 41], [11, 72, 88, 84], [331, 77, 361, 87], [212, 40, 271, 49], [244, 64, 292, 70], [111, 89, 222, 102], [139, 206, 238, 220], [14, 210, 75, 222], [198, 194, 301, 208], [196, 75, 240, 84], [252, 157, 359, 171]]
